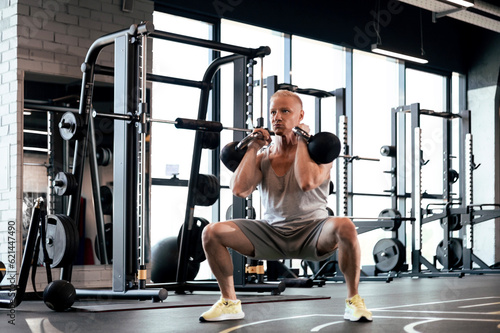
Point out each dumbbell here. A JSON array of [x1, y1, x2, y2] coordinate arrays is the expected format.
[[292, 127, 341, 164]]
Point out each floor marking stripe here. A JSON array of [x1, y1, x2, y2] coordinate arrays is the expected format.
[[489, 311, 500, 315], [26, 318, 63, 333], [310, 320, 344, 332], [374, 309, 500, 315], [459, 302, 500, 308], [371, 296, 500, 311], [220, 314, 500, 333], [372, 315, 500, 323], [404, 319, 441, 333], [219, 314, 338, 333]]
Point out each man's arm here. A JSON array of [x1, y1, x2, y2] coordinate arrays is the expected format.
[[230, 130, 270, 198], [294, 137, 332, 192]]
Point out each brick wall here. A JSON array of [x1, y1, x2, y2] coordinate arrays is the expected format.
[[18, 0, 153, 78], [0, 0, 21, 285], [0, 0, 154, 288]]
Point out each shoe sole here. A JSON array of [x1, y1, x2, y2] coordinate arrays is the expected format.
[[199, 312, 245, 322], [344, 314, 373, 322]]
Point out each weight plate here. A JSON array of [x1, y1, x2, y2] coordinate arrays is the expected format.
[[38, 215, 79, 268], [100, 186, 113, 215], [436, 238, 463, 269], [53, 172, 78, 196], [61, 215, 80, 267], [440, 214, 461, 231], [378, 208, 402, 231], [373, 238, 405, 272], [0, 261, 5, 283], [96, 147, 112, 166], [194, 174, 220, 206], [59, 111, 84, 141], [177, 217, 209, 263]]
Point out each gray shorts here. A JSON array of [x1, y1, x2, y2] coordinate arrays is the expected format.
[[232, 218, 335, 261]]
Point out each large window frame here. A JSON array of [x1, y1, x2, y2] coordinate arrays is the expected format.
[[150, 9, 460, 270]]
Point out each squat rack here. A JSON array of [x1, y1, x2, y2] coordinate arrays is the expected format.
[[390, 103, 500, 277]]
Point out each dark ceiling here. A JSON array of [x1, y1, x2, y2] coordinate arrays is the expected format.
[[154, 0, 500, 77]]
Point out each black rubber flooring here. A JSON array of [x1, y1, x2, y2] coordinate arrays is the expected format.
[[1, 274, 499, 332]]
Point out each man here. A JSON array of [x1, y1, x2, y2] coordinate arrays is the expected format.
[[200, 90, 372, 323]]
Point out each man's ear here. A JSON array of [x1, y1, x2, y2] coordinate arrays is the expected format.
[[300, 109, 304, 121]]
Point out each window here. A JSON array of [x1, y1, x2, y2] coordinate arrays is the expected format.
[[150, 12, 214, 246], [352, 50, 400, 266], [150, 10, 458, 274]]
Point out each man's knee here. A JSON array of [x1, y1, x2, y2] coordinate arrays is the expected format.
[[202, 222, 233, 247], [201, 223, 218, 248], [330, 217, 357, 240]]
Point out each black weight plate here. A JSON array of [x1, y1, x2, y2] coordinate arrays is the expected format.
[[378, 208, 402, 231], [53, 172, 78, 196], [100, 186, 113, 215], [440, 214, 461, 231], [177, 217, 209, 263], [436, 238, 463, 269], [373, 238, 405, 272], [60, 215, 79, 267], [194, 174, 220, 206], [0, 261, 5, 283]]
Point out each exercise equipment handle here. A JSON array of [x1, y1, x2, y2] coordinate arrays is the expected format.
[[235, 132, 264, 151], [292, 127, 311, 141]]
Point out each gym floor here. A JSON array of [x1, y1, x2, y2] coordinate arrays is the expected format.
[[1, 274, 499, 332]]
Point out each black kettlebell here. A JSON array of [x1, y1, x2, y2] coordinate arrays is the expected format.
[[220, 141, 248, 172], [293, 127, 341, 164]]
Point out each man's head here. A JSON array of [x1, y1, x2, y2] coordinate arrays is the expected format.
[[269, 90, 304, 135]]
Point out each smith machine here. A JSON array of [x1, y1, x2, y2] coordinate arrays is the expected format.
[[51, 21, 287, 301]]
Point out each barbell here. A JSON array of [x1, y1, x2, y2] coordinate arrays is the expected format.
[[61, 111, 374, 170], [58, 110, 259, 142]]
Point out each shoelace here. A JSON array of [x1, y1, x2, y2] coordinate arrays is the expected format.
[[349, 297, 365, 308]]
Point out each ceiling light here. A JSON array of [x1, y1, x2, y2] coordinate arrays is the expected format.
[[371, 44, 428, 64], [443, 0, 474, 7]]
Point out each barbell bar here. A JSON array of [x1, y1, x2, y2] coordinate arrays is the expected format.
[[69, 111, 379, 162], [338, 155, 380, 162], [92, 111, 257, 134]]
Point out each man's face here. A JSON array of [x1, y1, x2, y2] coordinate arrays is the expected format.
[[269, 95, 304, 136]]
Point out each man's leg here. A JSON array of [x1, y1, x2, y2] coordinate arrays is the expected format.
[[317, 217, 372, 322], [202, 221, 255, 300], [317, 217, 360, 297]]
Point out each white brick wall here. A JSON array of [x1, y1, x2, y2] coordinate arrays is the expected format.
[[0, 0, 154, 287], [0, 0, 20, 285]]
